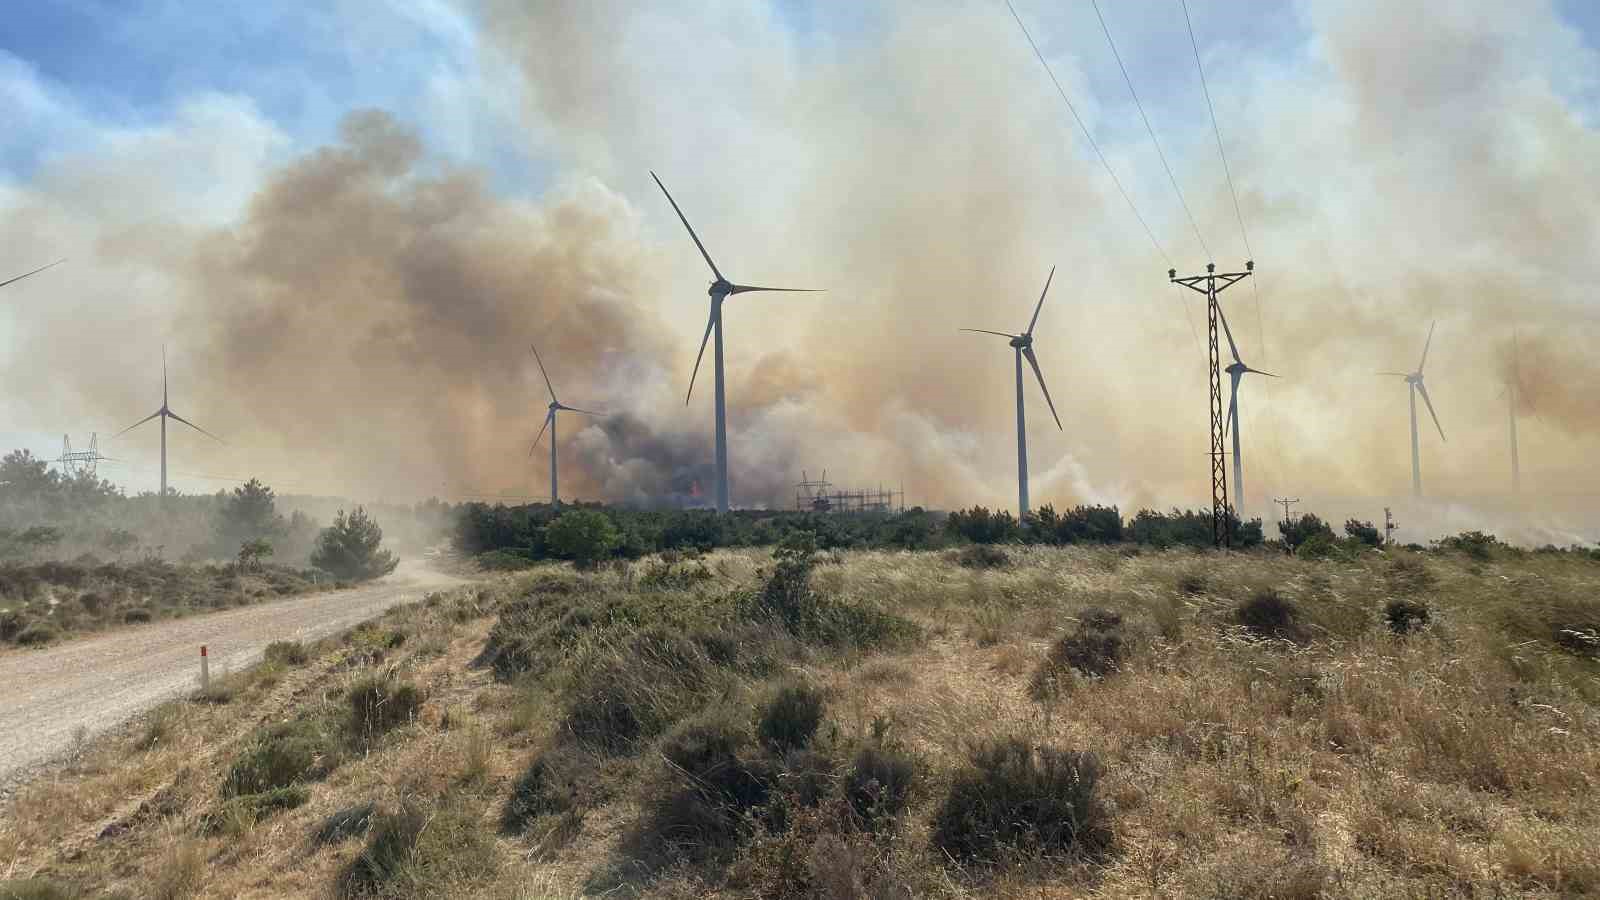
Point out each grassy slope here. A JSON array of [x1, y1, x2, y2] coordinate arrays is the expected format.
[[2, 545, 1598, 898]]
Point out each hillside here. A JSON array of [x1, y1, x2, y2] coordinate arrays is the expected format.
[[2, 541, 1597, 898]]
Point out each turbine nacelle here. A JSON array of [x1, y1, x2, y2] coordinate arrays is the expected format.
[[1009, 334, 1031, 350]]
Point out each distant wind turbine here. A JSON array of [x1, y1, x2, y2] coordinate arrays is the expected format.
[[961, 266, 1063, 519], [1216, 303, 1276, 516], [1379, 321, 1445, 498], [652, 171, 821, 513], [113, 348, 223, 498], [1, 260, 65, 291], [1504, 331, 1528, 495], [528, 342, 601, 506]]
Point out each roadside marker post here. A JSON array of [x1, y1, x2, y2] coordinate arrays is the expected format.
[[200, 645, 210, 691]]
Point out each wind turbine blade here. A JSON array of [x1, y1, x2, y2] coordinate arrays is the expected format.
[[1216, 303, 1243, 365], [651, 171, 724, 283], [1021, 346, 1062, 430], [113, 410, 162, 439], [726, 285, 822, 295], [1244, 366, 1277, 377], [529, 343, 558, 404], [1415, 382, 1445, 442], [166, 410, 224, 444], [1418, 320, 1436, 373], [959, 329, 1019, 339], [1225, 384, 1238, 439], [1377, 372, 1410, 377], [1025, 265, 1055, 335], [686, 305, 716, 405], [529, 410, 552, 456], [557, 405, 601, 416], [0, 259, 65, 290]]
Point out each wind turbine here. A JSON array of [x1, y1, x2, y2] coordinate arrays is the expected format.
[[1504, 331, 1526, 494], [113, 348, 222, 498], [1, 260, 65, 291], [651, 171, 821, 513], [1216, 303, 1276, 516], [960, 267, 1063, 519], [1380, 321, 1445, 498], [527, 342, 601, 506]]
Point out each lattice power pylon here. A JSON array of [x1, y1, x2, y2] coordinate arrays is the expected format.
[[58, 433, 108, 478], [1170, 262, 1254, 548]]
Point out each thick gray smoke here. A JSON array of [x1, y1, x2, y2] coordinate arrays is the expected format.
[[1, 0, 1598, 544]]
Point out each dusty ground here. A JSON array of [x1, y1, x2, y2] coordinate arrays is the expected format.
[[0, 559, 467, 792]]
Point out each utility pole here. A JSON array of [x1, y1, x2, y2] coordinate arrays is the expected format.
[[1171, 261, 1255, 548], [1274, 496, 1300, 555], [1384, 507, 1398, 546]]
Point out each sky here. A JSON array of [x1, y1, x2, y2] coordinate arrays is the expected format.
[[3, 0, 1600, 544]]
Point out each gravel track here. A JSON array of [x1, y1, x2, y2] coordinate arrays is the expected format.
[[0, 560, 469, 790]]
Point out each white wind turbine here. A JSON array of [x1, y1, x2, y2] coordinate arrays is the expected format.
[[528, 343, 601, 506], [1380, 321, 1446, 498], [113, 347, 223, 499], [1216, 303, 1275, 516], [652, 171, 821, 513], [1, 260, 64, 290], [961, 267, 1063, 519]]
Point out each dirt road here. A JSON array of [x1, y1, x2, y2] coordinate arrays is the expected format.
[[0, 560, 469, 789]]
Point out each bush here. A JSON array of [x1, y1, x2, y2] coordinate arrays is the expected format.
[[1236, 589, 1305, 643], [263, 640, 309, 666], [349, 674, 421, 744], [953, 544, 1010, 569], [1030, 504, 1125, 544], [930, 739, 1110, 863], [311, 802, 376, 848], [945, 506, 1019, 544], [502, 751, 582, 834], [1030, 608, 1127, 699], [338, 793, 497, 899], [1385, 599, 1431, 635], [545, 509, 620, 569], [312, 507, 399, 582], [200, 785, 309, 834], [1436, 530, 1501, 561], [562, 630, 714, 753], [223, 718, 341, 797], [14, 623, 57, 646], [1345, 519, 1383, 547], [641, 718, 777, 863], [123, 608, 153, 624], [1280, 513, 1336, 554], [475, 549, 539, 571], [846, 745, 918, 832], [758, 684, 826, 753], [0, 879, 74, 900]]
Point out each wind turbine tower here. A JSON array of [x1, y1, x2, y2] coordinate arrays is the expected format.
[[960, 266, 1064, 519], [652, 172, 821, 513], [114, 348, 223, 498], [1216, 303, 1275, 517], [1379, 321, 1446, 498], [1506, 332, 1523, 494], [528, 342, 601, 506]]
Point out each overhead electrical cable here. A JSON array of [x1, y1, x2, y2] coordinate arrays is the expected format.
[[1089, 0, 1211, 262], [1004, 0, 1199, 346]]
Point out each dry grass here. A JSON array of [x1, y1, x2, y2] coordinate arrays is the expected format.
[[2, 546, 1597, 898]]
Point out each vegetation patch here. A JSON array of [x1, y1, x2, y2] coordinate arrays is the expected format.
[[1031, 607, 1128, 699], [349, 673, 422, 746], [1236, 588, 1307, 643], [263, 639, 309, 666], [337, 793, 496, 899], [311, 802, 376, 849], [222, 714, 345, 797], [1386, 598, 1431, 635], [757, 683, 826, 754], [931, 739, 1111, 864], [200, 785, 309, 834]]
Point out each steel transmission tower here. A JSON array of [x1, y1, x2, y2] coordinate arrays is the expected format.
[[1171, 261, 1254, 547], [57, 434, 108, 478]]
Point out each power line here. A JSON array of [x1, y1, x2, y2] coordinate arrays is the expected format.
[[1005, 0, 1172, 269], [1180, 0, 1250, 260], [1089, 0, 1210, 262]]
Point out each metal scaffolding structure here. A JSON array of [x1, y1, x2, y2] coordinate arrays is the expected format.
[[57, 433, 108, 478]]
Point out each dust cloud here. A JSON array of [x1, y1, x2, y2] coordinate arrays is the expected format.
[[2, 0, 1598, 544]]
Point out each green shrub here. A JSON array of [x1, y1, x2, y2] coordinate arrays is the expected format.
[[545, 509, 620, 569], [1385, 599, 1431, 635], [930, 739, 1110, 864], [758, 684, 826, 753], [562, 629, 715, 754], [349, 675, 421, 744], [0, 879, 75, 900], [1030, 608, 1127, 699], [312, 507, 399, 582], [1236, 589, 1305, 643], [123, 608, 153, 624], [953, 544, 1010, 569], [200, 785, 309, 834], [640, 719, 777, 863], [501, 748, 594, 834], [475, 549, 539, 571], [14, 623, 57, 646], [223, 718, 341, 797], [338, 793, 497, 899], [263, 640, 309, 666], [846, 745, 918, 833]]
